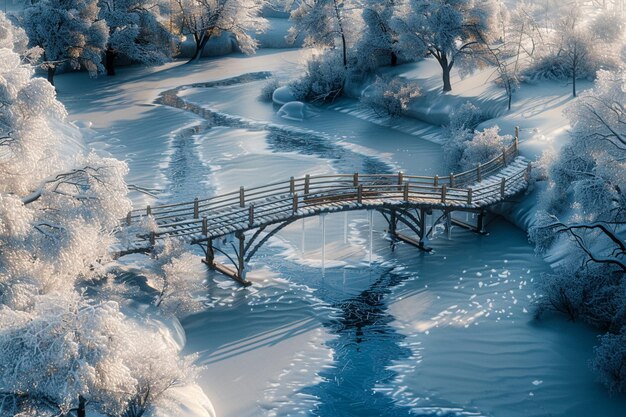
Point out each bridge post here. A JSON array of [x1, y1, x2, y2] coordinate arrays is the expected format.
[[292, 193, 299, 213], [202, 216, 208, 236], [193, 198, 199, 219], [357, 184, 363, 204], [289, 176, 295, 195], [126, 211, 132, 226], [304, 175, 310, 195], [441, 184, 447, 203], [398, 172, 404, 191], [248, 204, 255, 227], [525, 162, 532, 181], [146, 205, 151, 216], [353, 172, 359, 187], [434, 175, 439, 187], [449, 173, 455, 187], [403, 182, 409, 201], [467, 188, 473, 205], [502, 147, 507, 165], [149, 231, 156, 245], [239, 186, 245, 208]]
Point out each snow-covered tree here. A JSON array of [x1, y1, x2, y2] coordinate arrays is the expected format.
[[522, 6, 624, 96], [355, 0, 398, 69], [21, 0, 109, 85], [392, 0, 499, 92], [0, 10, 131, 312], [98, 0, 175, 76], [0, 292, 197, 416], [287, 0, 357, 68], [175, 0, 267, 62]]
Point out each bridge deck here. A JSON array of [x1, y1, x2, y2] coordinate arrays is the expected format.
[[115, 140, 530, 255]]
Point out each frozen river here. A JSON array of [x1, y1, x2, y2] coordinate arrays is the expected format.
[[56, 50, 626, 417]]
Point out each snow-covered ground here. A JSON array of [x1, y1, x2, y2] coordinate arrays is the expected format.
[[55, 49, 626, 417]]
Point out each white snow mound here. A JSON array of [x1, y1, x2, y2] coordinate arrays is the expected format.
[[277, 101, 314, 121], [272, 85, 297, 106]]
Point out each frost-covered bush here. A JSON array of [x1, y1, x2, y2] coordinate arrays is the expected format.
[[259, 77, 281, 101], [288, 51, 347, 102], [443, 102, 485, 171], [591, 328, 626, 393], [459, 126, 512, 171], [360, 76, 420, 117], [149, 240, 207, 317]]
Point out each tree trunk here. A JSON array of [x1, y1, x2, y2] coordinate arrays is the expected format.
[[340, 32, 347, 68], [442, 63, 452, 92], [188, 33, 211, 63], [390, 51, 398, 66], [47, 66, 56, 86], [105, 46, 116, 76], [572, 62, 577, 97], [508, 89, 512, 110], [77, 395, 86, 417]]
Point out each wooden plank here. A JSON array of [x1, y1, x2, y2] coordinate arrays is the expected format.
[[201, 259, 252, 287], [395, 232, 432, 252]]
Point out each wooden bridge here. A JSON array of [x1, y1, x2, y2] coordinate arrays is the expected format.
[[117, 136, 531, 286]]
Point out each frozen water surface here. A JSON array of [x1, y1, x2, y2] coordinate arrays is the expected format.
[[55, 50, 626, 417]]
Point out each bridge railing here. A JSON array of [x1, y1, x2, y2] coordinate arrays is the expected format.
[[123, 131, 526, 239]]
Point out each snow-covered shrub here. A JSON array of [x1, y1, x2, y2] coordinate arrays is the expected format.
[[360, 76, 420, 117], [591, 328, 626, 393], [259, 77, 282, 101], [288, 51, 347, 102], [459, 126, 512, 171], [149, 240, 207, 317], [443, 101, 485, 171]]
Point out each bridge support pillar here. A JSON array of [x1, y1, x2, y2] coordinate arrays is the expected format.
[[477, 210, 486, 234], [201, 233, 252, 287], [205, 238, 214, 266]]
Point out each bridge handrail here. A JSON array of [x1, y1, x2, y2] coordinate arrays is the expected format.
[[124, 131, 523, 226]]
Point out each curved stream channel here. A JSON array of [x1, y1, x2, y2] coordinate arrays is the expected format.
[[63, 64, 626, 417]]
